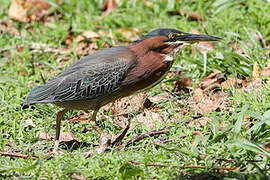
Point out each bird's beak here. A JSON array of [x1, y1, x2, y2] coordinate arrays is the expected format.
[[175, 33, 222, 43]]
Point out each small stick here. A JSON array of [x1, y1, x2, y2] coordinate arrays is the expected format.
[[125, 129, 169, 147], [0, 151, 35, 159], [112, 119, 131, 146]]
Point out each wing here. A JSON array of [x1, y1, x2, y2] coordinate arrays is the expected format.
[[52, 60, 132, 102], [23, 46, 136, 107]]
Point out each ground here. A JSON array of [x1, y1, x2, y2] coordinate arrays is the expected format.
[[0, 0, 270, 179]]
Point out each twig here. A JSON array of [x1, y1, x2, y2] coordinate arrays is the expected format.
[[125, 129, 169, 147], [129, 161, 239, 171], [130, 160, 168, 167], [0, 151, 36, 159], [112, 119, 131, 146]]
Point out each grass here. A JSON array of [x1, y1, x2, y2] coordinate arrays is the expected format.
[[0, 0, 270, 179]]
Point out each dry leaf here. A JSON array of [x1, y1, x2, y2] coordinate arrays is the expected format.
[[173, 77, 192, 94], [262, 66, 270, 76], [252, 61, 261, 80], [148, 94, 171, 102], [0, 20, 20, 35], [9, 0, 28, 23], [191, 30, 215, 53], [193, 88, 205, 102], [242, 79, 264, 93], [101, 0, 118, 16], [221, 78, 243, 89], [187, 117, 212, 127], [135, 110, 164, 129], [201, 71, 224, 90], [59, 132, 82, 143], [76, 41, 98, 57], [76, 30, 100, 42], [9, 0, 52, 23], [168, 10, 204, 21], [71, 173, 88, 180], [191, 90, 229, 115], [183, 10, 204, 21], [117, 27, 142, 41], [193, 131, 204, 138], [39, 132, 54, 140]]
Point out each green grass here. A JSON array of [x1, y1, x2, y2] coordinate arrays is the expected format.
[[0, 0, 270, 179]]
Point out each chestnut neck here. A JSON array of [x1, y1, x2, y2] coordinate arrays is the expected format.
[[128, 36, 171, 59]]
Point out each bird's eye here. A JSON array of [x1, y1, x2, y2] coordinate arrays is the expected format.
[[168, 33, 174, 39]]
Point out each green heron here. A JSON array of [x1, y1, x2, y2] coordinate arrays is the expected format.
[[23, 28, 221, 152]]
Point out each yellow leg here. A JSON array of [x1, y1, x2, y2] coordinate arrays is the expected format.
[[86, 109, 103, 135], [54, 109, 68, 151]]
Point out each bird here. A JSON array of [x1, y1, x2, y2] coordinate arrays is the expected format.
[[22, 28, 221, 153]]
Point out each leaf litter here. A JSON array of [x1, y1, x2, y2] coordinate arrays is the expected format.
[[8, 0, 59, 23]]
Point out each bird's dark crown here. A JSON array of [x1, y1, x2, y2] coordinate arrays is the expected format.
[[137, 28, 221, 43]]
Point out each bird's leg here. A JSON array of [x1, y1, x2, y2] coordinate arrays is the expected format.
[[84, 109, 111, 157], [54, 109, 68, 151], [86, 109, 103, 135]]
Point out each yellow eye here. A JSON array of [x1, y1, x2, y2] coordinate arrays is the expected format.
[[168, 33, 174, 39]]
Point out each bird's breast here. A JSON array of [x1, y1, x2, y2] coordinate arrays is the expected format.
[[120, 51, 173, 96]]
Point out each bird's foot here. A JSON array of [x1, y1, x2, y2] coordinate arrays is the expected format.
[[84, 133, 112, 158], [52, 140, 64, 155]]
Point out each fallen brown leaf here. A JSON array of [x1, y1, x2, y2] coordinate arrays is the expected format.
[[262, 66, 270, 76], [201, 71, 224, 90], [187, 117, 212, 127], [191, 89, 229, 115], [9, 0, 52, 23], [0, 20, 20, 35], [76, 30, 100, 42], [101, 0, 118, 16], [39, 132, 54, 140], [191, 30, 215, 53], [117, 27, 142, 41], [183, 10, 204, 21], [221, 78, 243, 89], [193, 131, 204, 139], [76, 41, 98, 57], [173, 77, 192, 94], [59, 132, 82, 143], [105, 93, 146, 129], [168, 10, 204, 21], [71, 173, 88, 180], [135, 110, 164, 129], [9, 0, 28, 23], [193, 88, 204, 102]]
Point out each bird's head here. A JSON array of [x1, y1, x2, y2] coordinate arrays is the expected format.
[[134, 28, 221, 62]]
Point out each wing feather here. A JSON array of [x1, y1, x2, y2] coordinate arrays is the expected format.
[[23, 46, 135, 107]]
